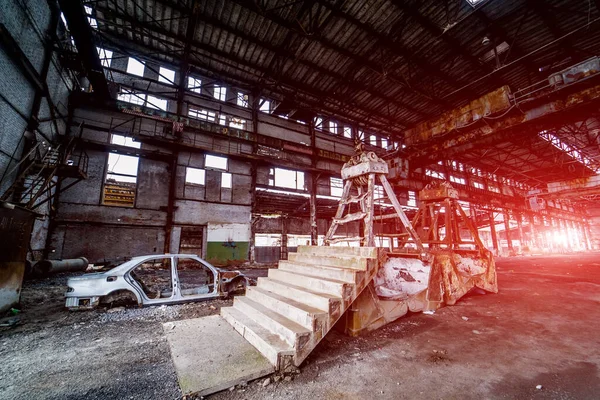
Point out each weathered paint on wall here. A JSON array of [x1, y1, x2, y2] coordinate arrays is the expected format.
[[206, 223, 250, 264], [206, 242, 249, 264], [51, 224, 165, 264]]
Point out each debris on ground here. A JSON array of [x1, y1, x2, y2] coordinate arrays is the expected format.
[[462, 316, 469, 321], [423, 310, 435, 315], [0, 317, 21, 328]]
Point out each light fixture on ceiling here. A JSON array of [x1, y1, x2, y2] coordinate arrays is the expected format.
[[482, 36, 491, 46]]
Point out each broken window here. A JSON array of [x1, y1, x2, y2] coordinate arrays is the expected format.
[[450, 175, 466, 185], [185, 167, 205, 185], [255, 234, 281, 247], [287, 235, 311, 247], [237, 92, 248, 107], [374, 185, 384, 200], [489, 186, 500, 194], [381, 137, 388, 149], [188, 108, 215, 122], [259, 99, 271, 113], [218, 114, 227, 126], [84, 5, 97, 29], [369, 135, 377, 146], [188, 77, 201, 93], [103, 134, 139, 207], [214, 85, 226, 101], [110, 134, 140, 149], [343, 126, 352, 138], [118, 88, 146, 106], [408, 190, 417, 207], [131, 258, 172, 299], [329, 121, 338, 134], [96, 47, 112, 68], [205, 154, 228, 170], [425, 169, 445, 180], [330, 177, 343, 197], [473, 181, 485, 190], [221, 172, 232, 188], [176, 257, 215, 297], [158, 67, 175, 85], [315, 117, 323, 130], [229, 117, 246, 130], [126, 57, 145, 77], [270, 167, 305, 190], [103, 153, 139, 207]]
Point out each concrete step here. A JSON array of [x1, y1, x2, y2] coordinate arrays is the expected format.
[[257, 277, 341, 313], [233, 296, 311, 347], [288, 252, 370, 270], [268, 269, 351, 299], [221, 306, 294, 366], [245, 286, 328, 331], [296, 245, 379, 259], [278, 260, 360, 283]]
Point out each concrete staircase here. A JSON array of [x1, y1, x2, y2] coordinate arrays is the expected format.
[[221, 245, 380, 370]]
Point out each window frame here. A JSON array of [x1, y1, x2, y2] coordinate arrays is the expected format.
[[126, 57, 145, 77], [185, 167, 206, 186]]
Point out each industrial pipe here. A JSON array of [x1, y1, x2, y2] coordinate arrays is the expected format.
[[33, 257, 89, 276]]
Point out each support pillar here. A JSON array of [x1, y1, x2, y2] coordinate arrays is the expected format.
[[249, 162, 257, 263], [309, 173, 318, 245], [516, 213, 524, 253], [489, 212, 498, 255], [309, 118, 318, 246], [281, 217, 288, 260], [164, 155, 178, 253], [504, 211, 513, 254], [528, 213, 537, 249], [363, 174, 376, 247], [582, 221, 592, 250], [470, 204, 479, 233]]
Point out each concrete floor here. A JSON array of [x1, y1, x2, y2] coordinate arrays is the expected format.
[[1, 254, 599, 399]]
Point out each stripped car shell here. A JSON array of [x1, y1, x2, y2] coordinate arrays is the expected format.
[[65, 254, 250, 310]]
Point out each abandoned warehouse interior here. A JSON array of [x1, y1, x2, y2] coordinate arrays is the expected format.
[[1, 0, 600, 399]]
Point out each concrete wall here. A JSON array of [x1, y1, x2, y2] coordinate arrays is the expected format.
[[0, 0, 73, 310], [52, 122, 254, 264]]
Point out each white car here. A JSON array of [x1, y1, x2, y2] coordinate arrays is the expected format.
[[65, 254, 250, 310]]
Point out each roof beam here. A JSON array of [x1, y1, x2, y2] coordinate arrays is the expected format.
[[226, 0, 450, 110], [309, 0, 462, 89], [58, 0, 109, 99], [390, 0, 491, 73], [525, 0, 578, 61], [177, 0, 199, 115], [94, 29, 401, 135], [94, 3, 422, 126]]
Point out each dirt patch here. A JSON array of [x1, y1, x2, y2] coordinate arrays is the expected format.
[[427, 349, 450, 363], [0, 272, 233, 400]]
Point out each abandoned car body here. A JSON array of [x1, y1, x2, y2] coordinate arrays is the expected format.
[[65, 254, 250, 310]]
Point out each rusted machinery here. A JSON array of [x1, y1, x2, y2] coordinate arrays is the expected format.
[[324, 145, 498, 336]]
